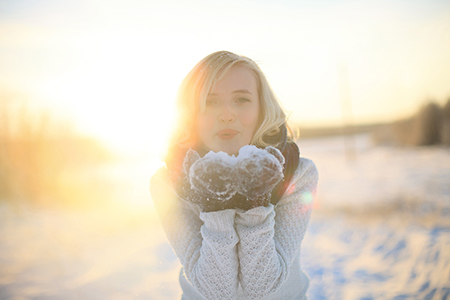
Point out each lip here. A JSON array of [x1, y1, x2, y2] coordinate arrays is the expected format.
[[217, 129, 239, 140]]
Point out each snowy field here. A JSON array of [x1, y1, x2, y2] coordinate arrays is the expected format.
[[1, 134, 449, 300], [298, 134, 450, 300]]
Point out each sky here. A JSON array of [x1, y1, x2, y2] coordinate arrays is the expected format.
[[1, 0, 450, 156]]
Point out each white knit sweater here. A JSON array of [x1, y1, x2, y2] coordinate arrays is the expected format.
[[150, 157, 318, 300]]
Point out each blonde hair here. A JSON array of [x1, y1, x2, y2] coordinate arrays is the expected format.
[[169, 51, 295, 156]]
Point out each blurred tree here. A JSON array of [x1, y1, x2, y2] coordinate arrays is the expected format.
[[392, 118, 415, 146], [0, 92, 115, 208], [441, 98, 450, 145], [410, 102, 442, 146]]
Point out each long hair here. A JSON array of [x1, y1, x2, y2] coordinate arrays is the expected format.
[[166, 51, 296, 168]]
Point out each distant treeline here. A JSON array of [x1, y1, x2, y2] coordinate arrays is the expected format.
[[372, 99, 450, 146], [297, 98, 450, 147], [297, 99, 450, 146], [297, 123, 381, 139], [1, 94, 114, 208]]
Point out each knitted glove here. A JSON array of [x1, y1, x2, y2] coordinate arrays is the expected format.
[[188, 151, 238, 212], [234, 145, 285, 209]]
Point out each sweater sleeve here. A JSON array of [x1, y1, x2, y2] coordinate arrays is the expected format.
[[150, 168, 239, 300], [234, 158, 318, 299]]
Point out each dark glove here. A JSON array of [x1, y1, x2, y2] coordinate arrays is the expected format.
[[187, 151, 238, 212], [175, 149, 201, 203], [234, 145, 285, 209]]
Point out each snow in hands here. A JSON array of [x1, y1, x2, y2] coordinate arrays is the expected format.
[[235, 145, 285, 199], [186, 145, 285, 203], [189, 151, 238, 201]]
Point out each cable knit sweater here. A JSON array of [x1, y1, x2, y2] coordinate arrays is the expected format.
[[150, 157, 318, 300]]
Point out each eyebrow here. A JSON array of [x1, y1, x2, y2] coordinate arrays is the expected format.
[[208, 89, 253, 96]]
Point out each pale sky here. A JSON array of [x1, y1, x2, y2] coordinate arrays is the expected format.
[[1, 0, 450, 155]]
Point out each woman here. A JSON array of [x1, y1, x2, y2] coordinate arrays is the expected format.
[[150, 51, 318, 300]]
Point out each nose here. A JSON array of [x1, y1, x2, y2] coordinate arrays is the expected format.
[[219, 104, 235, 123]]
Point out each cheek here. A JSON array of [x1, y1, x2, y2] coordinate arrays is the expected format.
[[240, 106, 260, 129], [197, 114, 216, 137]]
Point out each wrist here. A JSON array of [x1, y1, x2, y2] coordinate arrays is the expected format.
[[235, 204, 275, 227], [200, 209, 237, 232]]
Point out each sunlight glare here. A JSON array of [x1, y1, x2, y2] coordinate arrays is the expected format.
[[38, 33, 201, 159]]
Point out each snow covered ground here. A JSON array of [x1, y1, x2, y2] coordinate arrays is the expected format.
[[0, 134, 449, 299], [299, 134, 450, 300]]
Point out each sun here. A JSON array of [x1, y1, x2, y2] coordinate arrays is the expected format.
[[39, 34, 205, 160]]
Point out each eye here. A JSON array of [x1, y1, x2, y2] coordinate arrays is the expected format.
[[205, 100, 217, 106], [236, 98, 250, 103]]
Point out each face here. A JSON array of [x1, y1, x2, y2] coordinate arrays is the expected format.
[[196, 65, 260, 155]]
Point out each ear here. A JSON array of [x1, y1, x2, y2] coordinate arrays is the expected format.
[[265, 146, 285, 166], [182, 149, 200, 173]]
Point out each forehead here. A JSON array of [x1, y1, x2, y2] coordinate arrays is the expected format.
[[210, 65, 258, 94]]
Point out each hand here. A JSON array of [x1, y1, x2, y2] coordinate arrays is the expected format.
[[184, 151, 237, 211], [234, 146, 285, 208], [176, 149, 200, 203], [189, 151, 237, 201]]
